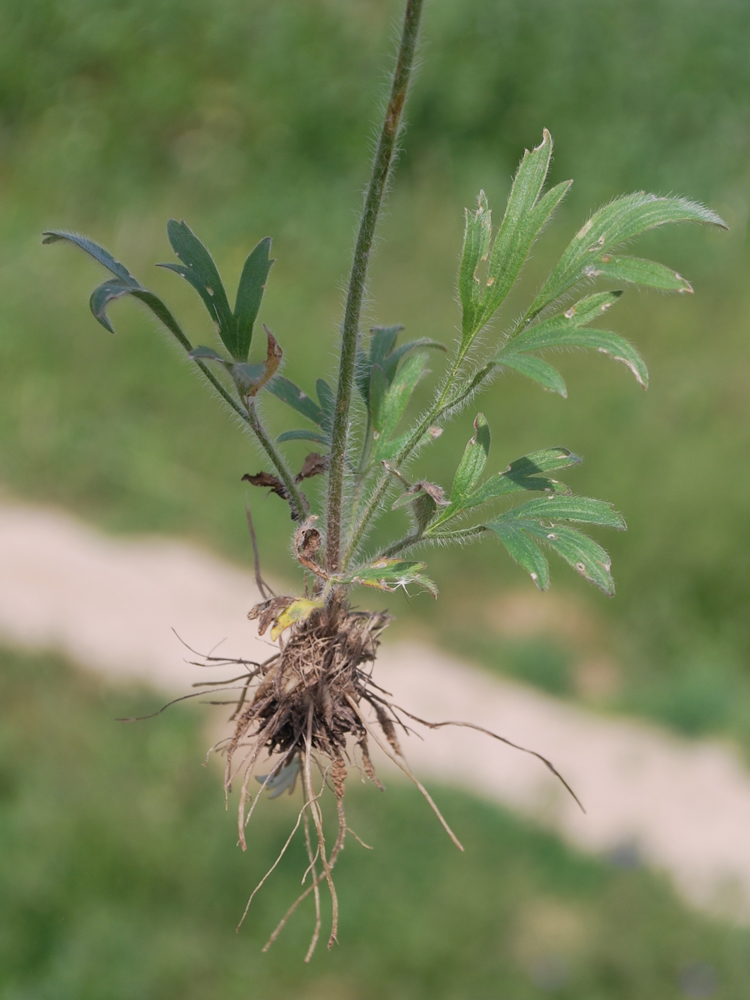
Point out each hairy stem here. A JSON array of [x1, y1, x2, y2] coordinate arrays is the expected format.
[[244, 401, 308, 520], [326, 0, 425, 575], [343, 363, 497, 567]]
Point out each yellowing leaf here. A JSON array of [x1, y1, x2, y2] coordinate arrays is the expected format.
[[270, 599, 323, 640]]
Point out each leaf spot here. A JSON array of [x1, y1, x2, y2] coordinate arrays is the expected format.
[[575, 561, 587, 574], [564, 307, 576, 319], [530, 572, 538, 581], [547, 533, 557, 540]]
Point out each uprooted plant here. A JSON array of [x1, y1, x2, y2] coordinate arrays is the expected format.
[[45, 0, 726, 959]]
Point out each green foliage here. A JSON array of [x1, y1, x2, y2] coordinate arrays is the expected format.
[[46, 123, 723, 602]]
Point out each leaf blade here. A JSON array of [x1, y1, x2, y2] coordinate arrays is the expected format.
[[234, 236, 274, 361]]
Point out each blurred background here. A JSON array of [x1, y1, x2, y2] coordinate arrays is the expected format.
[[1, 0, 750, 995]]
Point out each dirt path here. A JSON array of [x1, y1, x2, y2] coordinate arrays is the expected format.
[[2, 497, 748, 923]]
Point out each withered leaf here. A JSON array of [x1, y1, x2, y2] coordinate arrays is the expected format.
[[247, 596, 294, 636], [295, 451, 329, 483], [293, 516, 325, 575], [242, 471, 289, 501]]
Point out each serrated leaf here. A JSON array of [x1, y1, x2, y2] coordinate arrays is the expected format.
[[451, 413, 491, 502], [502, 494, 625, 529], [347, 558, 438, 597], [234, 236, 273, 361], [523, 523, 615, 595], [188, 345, 227, 362], [266, 376, 325, 426], [528, 194, 726, 318], [372, 352, 428, 457], [160, 220, 237, 356], [276, 429, 331, 445], [586, 255, 693, 293], [485, 521, 550, 590], [42, 231, 138, 285], [498, 353, 568, 396]]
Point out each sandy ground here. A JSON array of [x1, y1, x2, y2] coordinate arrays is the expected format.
[[1, 497, 749, 923]]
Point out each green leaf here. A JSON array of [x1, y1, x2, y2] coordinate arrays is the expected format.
[[372, 352, 428, 457], [316, 379, 335, 433], [188, 345, 227, 362], [42, 231, 138, 285], [459, 191, 492, 338], [370, 325, 402, 367], [369, 365, 389, 431], [588, 255, 693, 293], [382, 338, 446, 383], [234, 237, 274, 361], [88, 279, 139, 333], [485, 522, 550, 590], [276, 429, 330, 446], [508, 329, 648, 390], [266, 376, 325, 427], [498, 353, 567, 397], [505, 494, 626, 530], [160, 220, 237, 357], [429, 446, 580, 530], [44, 230, 195, 353], [346, 558, 438, 597], [450, 413, 491, 502], [528, 194, 726, 318], [523, 523, 615, 595], [472, 140, 572, 337]]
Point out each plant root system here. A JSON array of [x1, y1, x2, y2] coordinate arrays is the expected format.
[[161, 601, 581, 960]]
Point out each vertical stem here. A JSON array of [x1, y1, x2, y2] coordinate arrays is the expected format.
[[325, 0, 425, 574]]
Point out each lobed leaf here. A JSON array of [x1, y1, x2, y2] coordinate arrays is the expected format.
[[499, 290, 647, 389], [429, 446, 580, 529], [160, 220, 237, 355], [528, 193, 726, 318], [234, 237, 274, 361]]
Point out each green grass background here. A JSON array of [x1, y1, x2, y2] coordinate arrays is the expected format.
[[2, 0, 750, 993]]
